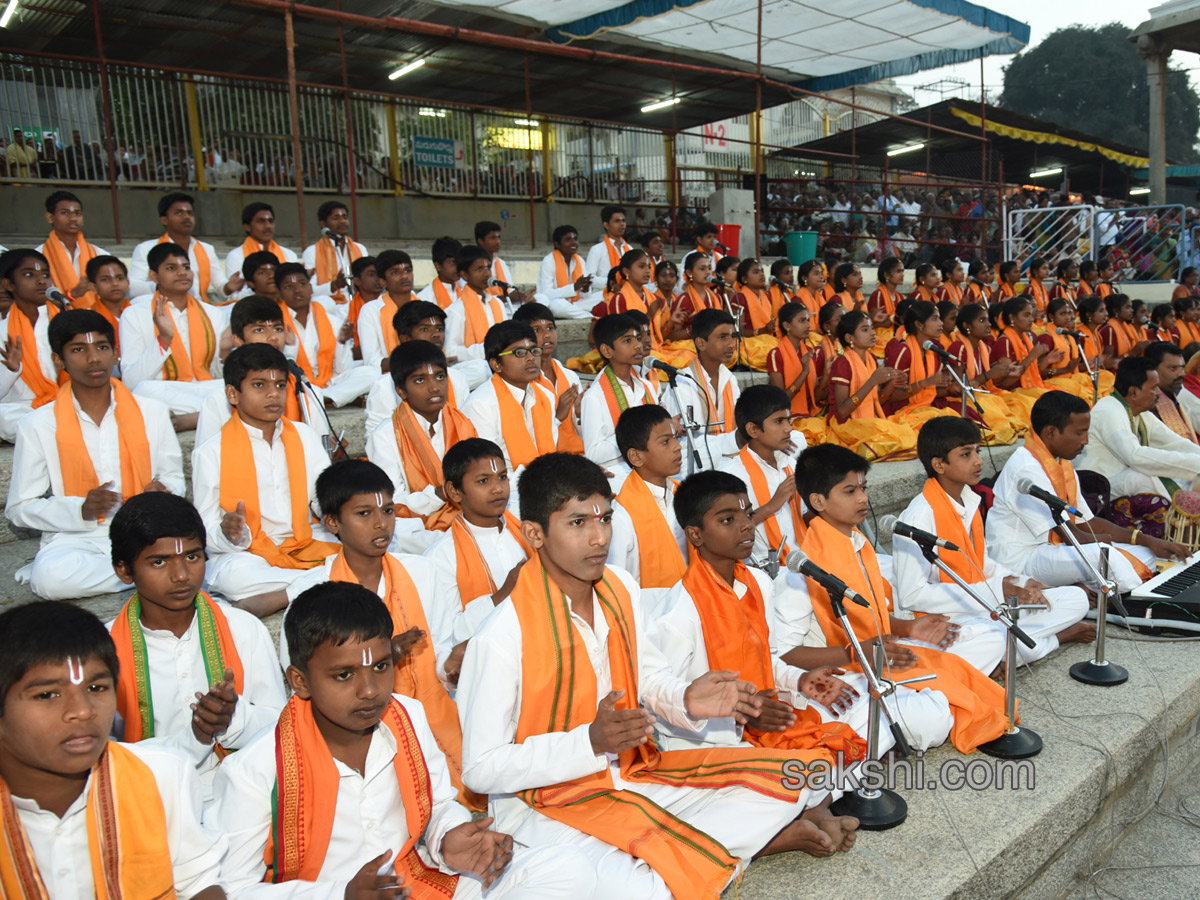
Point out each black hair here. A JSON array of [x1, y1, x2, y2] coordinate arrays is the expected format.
[[836, 309, 869, 347], [241, 201, 274, 225], [551, 225, 578, 245], [639, 231, 662, 249], [937, 300, 959, 325], [475, 220, 501, 242], [1151, 303, 1176, 326], [832, 262, 857, 293], [393, 300, 445, 338], [316, 458, 394, 518], [513, 302, 555, 325], [242, 250, 279, 282], [455, 244, 490, 277], [273, 261, 308, 289], [795, 443, 870, 506], [914, 262, 937, 285], [157, 191, 193, 219], [1055, 258, 1077, 278], [375, 249, 413, 276], [1079, 260, 1097, 279], [518, 453, 612, 529], [904, 299, 938, 335], [483, 321, 536, 361], [1174, 295, 1198, 317], [798, 259, 822, 281], [1029, 256, 1049, 275], [1105, 292, 1132, 318], [443, 437, 505, 489], [0, 601, 119, 713], [317, 200, 348, 222], [230, 295, 285, 337], [223, 342, 288, 389], [691, 308, 735, 343], [877, 256, 903, 282], [616, 404, 673, 465], [998, 260, 1019, 281], [594, 313, 638, 356], [1077, 296, 1105, 326], [1143, 340, 1184, 368], [693, 221, 719, 239], [110, 492, 206, 569], [735, 257, 760, 284], [48, 309, 114, 356], [818, 298, 845, 333], [85, 254, 126, 283], [619, 248, 647, 274], [147, 241, 189, 272], [968, 259, 989, 279], [673, 470, 748, 530], [734, 384, 791, 442], [431, 236, 462, 266], [351, 256, 377, 279], [45, 190, 81, 214], [655, 260, 678, 281], [682, 251, 707, 273], [625, 308, 651, 330], [284, 581, 394, 672], [1000, 295, 1033, 328], [957, 302, 987, 335], [389, 340, 448, 389], [916, 416, 982, 478], [778, 300, 806, 331], [1114, 356, 1157, 397], [601, 204, 626, 223], [1046, 296, 1070, 319], [0, 249, 49, 285], [1030, 389, 1090, 437], [770, 258, 792, 278], [715, 257, 739, 280]]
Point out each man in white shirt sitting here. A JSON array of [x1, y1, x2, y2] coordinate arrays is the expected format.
[[129, 192, 226, 304], [302, 199, 368, 307], [536, 224, 593, 319]]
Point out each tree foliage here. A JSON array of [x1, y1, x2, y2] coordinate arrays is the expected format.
[[998, 23, 1200, 163]]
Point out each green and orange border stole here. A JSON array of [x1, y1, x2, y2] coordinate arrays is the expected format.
[[512, 560, 803, 900]]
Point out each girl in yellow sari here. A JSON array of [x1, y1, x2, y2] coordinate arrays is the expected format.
[[991, 294, 1049, 423], [1036, 297, 1105, 400], [731, 257, 779, 370], [946, 302, 1023, 443], [880, 299, 960, 431]]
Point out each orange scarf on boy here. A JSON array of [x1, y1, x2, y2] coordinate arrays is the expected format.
[[553, 250, 585, 303], [390, 402, 477, 531], [157, 235, 212, 299], [491, 375, 555, 468], [538, 359, 584, 454], [450, 512, 531, 604], [42, 231, 98, 308], [460, 286, 505, 348], [615, 471, 685, 588], [314, 236, 362, 304], [264, 696, 458, 896], [279, 301, 337, 388], [921, 479, 986, 584], [154, 294, 215, 382], [737, 445, 806, 558], [7, 303, 62, 406], [55, 380, 151, 500]]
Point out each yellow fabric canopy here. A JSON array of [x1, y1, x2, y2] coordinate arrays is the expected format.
[[949, 106, 1149, 169]]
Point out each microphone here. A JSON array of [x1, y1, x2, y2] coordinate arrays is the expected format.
[[786, 551, 871, 608], [878, 515, 961, 552], [1057, 326, 1086, 339], [286, 359, 308, 393], [770, 276, 793, 291], [709, 275, 727, 288], [921, 339, 955, 362], [646, 357, 681, 377], [46, 287, 69, 311], [487, 276, 514, 291], [1016, 476, 1083, 518]]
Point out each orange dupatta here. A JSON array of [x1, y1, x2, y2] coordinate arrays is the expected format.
[[1027, 279, 1049, 311], [597, 366, 656, 427], [1052, 280, 1077, 303], [738, 445, 806, 557], [328, 551, 485, 811], [158, 234, 212, 300], [682, 555, 864, 758], [684, 281, 717, 315], [838, 349, 886, 420], [776, 337, 817, 415], [553, 250, 585, 303], [313, 236, 363, 304], [1000, 327, 1045, 389], [218, 412, 337, 569], [377, 294, 401, 357], [460, 286, 504, 348], [280, 302, 337, 388], [430, 279, 459, 311], [602, 236, 628, 271], [390, 401, 477, 531], [901, 334, 938, 407], [738, 286, 773, 330], [154, 294, 215, 382], [492, 375, 555, 468], [345, 291, 371, 344], [939, 282, 965, 305], [538, 359, 584, 454], [921, 479, 986, 583], [836, 289, 864, 310], [7, 303, 62, 406], [55, 380, 151, 500], [615, 471, 685, 588], [264, 695, 458, 895], [1103, 319, 1139, 357], [800, 516, 1009, 753], [688, 360, 736, 435], [796, 286, 825, 315], [450, 511, 531, 604], [0, 743, 175, 900], [240, 235, 286, 264], [42, 232, 97, 308], [511, 557, 806, 900], [1022, 431, 1152, 580]]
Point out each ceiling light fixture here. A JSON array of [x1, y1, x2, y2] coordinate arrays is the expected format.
[[1029, 167, 1063, 179], [388, 58, 425, 80], [641, 97, 681, 113], [886, 142, 925, 157]]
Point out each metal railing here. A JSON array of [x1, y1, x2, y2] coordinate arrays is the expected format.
[[1006, 203, 1184, 282]]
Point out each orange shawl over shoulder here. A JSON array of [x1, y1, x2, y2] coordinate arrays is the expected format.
[[391, 402, 476, 531], [460, 286, 505, 348], [280, 302, 336, 388], [999, 326, 1045, 389], [553, 250, 585, 303], [538, 359, 584, 454], [155, 294, 215, 382], [491, 375, 555, 468], [615, 471, 685, 588], [737, 445, 806, 558], [776, 337, 817, 415], [313, 236, 363, 304], [835, 349, 886, 421], [7, 303, 62, 406], [921, 479, 986, 584], [42, 231, 98, 308], [55, 379, 151, 500], [900, 334, 938, 408], [450, 512, 531, 604]]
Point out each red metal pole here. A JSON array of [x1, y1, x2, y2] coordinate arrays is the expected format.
[[91, 0, 121, 243], [284, 6, 308, 250], [336, 8, 358, 238]]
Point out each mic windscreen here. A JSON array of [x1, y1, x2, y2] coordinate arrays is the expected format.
[[785, 549, 808, 574], [46, 287, 68, 309], [877, 514, 898, 538], [921, 340, 935, 351], [1015, 476, 1035, 495]]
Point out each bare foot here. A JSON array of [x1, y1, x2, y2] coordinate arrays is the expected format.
[[802, 803, 860, 852], [1057, 621, 1097, 644], [754, 817, 835, 859]]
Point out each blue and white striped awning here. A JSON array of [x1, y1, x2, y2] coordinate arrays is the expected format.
[[424, 0, 1030, 92]]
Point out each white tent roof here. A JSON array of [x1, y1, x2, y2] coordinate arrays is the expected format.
[[424, 0, 1030, 91]]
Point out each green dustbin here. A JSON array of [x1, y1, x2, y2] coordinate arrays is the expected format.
[[785, 230, 818, 266]]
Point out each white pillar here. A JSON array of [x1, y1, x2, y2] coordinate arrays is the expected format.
[[1138, 35, 1171, 204]]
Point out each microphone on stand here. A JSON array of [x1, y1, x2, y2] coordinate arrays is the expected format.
[[286, 359, 308, 395], [1057, 326, 1087, 339], [769, 276, 793, 292], [46, 287, 69, 311], [878, 515, 961, 552], [646, 357, 682, 378], [786, 551, 871, 608], [1016, 477, 1084, 518], [487, 276, 515, 292], [921, 339, 956, 362]]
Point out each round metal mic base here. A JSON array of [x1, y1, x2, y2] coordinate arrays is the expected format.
[[978, 725, 1043, 759], [830, 788, 907, 830], [1069, 659, 1128, 686]]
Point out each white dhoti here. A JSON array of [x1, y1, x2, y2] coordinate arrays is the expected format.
[[0, 401, 32, 443], [17, 534, 127, 601], [1108, 467, 1188, 501], [901, 615, 1007, 675], [1021, 542, 1155, 594], [452, 845, 596, 899], [546, 297, 594, 320], [205, 550, 313, 602], [131, 379, 225, 416], [319, 365, 379, 408], [1008, 585, 1090, 664], [819, 670, 952, 752]]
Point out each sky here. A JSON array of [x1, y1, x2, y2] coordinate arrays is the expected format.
[[889, 1, 1170, 104]]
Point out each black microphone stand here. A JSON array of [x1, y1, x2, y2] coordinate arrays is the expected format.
[[1069, 332, 1100, 406]]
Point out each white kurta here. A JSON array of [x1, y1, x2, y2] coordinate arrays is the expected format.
[[355, 296, 399, 371], [770, 540, 954, 752], [129, 236, 225, 304], [416, 278, 463, 308], [457, 566, 807, 900], [986, 445, 1156, 593], [302, 238, 368, 301], [224, 243, 299, 289], [460, 378, 559, 489], [119, 296, 228, 415], [0, 307, 56, 442], [895, 487, 1087, 668], [283, 306, 375, 407], [194, 381, 329, 447], [209, 693, 594, 899], [583, 237, 631, 304], [719, 443, 809, 563], [535, 251, 592, 319], [192, 418, 335, 601], [363, 368, 469, 436], [1075, 394, 1200, 499], [36, 238, 111, 297], [14, 742, 224, 900], [660, 364, 741, 471], [105, 603, 287, 796], [6, 391, 183, 600], [444, 297, 508, 366], [579, 372, 658, 473]]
